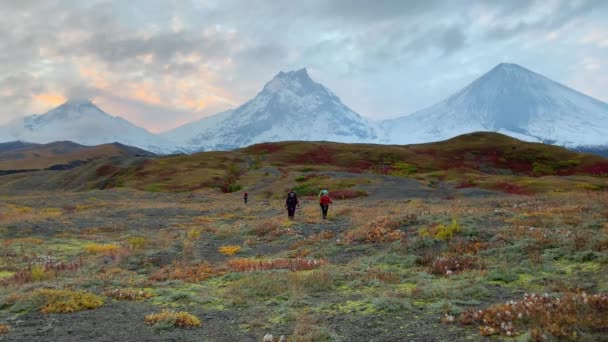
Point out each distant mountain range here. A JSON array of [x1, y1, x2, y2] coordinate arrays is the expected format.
[[1, 63, 607, 154]]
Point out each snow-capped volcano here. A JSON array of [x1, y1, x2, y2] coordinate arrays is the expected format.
[[0, 100, 177, 154], [384, 63, 608, 149], [163, 68, 380, 151]]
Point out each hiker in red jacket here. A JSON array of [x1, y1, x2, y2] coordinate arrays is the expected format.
[[319, 192, 333, 220], [243, 192, 248, 205]]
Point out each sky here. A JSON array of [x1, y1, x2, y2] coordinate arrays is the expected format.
[[1, 0, 607, 133]]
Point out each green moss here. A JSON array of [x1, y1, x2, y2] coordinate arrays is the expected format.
[[0, 271, 14, 279], [320, 300, 377, 315]]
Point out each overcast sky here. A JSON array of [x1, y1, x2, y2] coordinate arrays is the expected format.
[[1, 0, 607, 133]]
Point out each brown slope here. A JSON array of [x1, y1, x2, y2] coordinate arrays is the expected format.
[[0, 141, 155, 171]]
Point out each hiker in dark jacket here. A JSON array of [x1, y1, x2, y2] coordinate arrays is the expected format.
[[243, 192, 248, 204], [285, 191, 299, 220], [319, 192, 333, 219]]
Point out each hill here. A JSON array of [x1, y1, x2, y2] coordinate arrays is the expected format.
[[104, 132, 608, 195], [0, 140, 155, 173]]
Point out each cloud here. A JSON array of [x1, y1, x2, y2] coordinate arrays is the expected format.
[[0, 0, 607, 129]]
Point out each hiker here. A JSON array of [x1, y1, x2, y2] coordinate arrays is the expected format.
[[319, 191, 333, 220], [285, 190, 299, 220], [243, 192, 248, 204]]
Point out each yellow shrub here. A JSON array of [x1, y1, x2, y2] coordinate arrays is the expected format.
[[145, 310, 201, 328], [419, 218, 462, 241], [435, 219, 461, 241], [30, 265, 54, 282], [33, 289, 104, 314], [0, 324, 8, 334], [126, 237, 148, 250], [187, 228, 202, 240], [218, 245, 242, 256], [84, 243, 120, 254], [281, 218, 294, 228]]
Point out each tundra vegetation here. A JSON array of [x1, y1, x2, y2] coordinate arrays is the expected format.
[[0, 133, 606, 341]]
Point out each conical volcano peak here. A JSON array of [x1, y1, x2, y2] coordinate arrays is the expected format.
[[263, 67, 327, 96], [276, 67, 310, 80], [57, 99, 98, 111]]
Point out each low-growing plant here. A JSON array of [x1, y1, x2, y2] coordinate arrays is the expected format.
[[448, 238, 489, 255], [218, 245, 242, 256], [290, 231, 335, 250], [32, 289, 104, 314], [126, 236, 149, 250], [343, 215, 414, 244], [1, 258, 84, 286], [84, 243, 120, 255], [419, 218, 461, 242], [145, 310, 201, 329], [459, 292, 608, 338], [0, 324, 9, 334], [102, 288, 153, 301], [429, 255, 480, 276], [228, 258, 329, 272], [149, 263, 217, 283], [253, 218, 297, 240]]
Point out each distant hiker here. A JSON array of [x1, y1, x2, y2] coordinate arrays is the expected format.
[[285, 191, 299, 220], [319, 191, 333, 220], [243, 192, 248, 204]]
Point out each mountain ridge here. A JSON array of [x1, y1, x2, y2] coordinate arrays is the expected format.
[[1, 63, 607, 154]]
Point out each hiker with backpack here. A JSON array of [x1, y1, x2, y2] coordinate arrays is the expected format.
[[319, 191, 333, 220], [243, 192, 248, 205], [285, 190, 299, 220]]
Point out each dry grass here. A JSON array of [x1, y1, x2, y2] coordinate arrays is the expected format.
[[149, 263, 217, 283], [343, 215, 413, 244], [228, 258, 329, 272], [102, 288, 153, 301]]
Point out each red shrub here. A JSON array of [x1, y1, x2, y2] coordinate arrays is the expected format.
[[293, 146, 335, 164], [429, 255, 480, 276], [248, 143, 283, 154], [492, 182, 531, 195], [579, 161, 608, 176]]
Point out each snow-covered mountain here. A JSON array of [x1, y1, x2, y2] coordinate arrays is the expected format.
[[3, 64, 607, 155], [0, 100, 178, 154], [384, 63, 608, 150], [163, 68, 380, 151]]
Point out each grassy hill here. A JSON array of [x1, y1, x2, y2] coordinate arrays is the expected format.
[[103, 132, 608, 195]]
